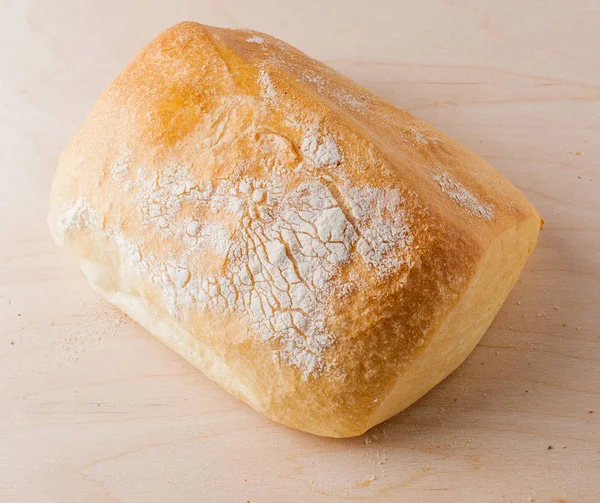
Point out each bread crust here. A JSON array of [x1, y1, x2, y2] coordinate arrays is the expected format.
[[48, 22, 541, 437]]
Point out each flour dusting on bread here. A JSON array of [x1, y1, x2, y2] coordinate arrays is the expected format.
[[433, 172, 494, 219], [111, 150, 131, 181], [246, 35, 264, 44], [301, 126, 342, 168], [52, 198, 98, 244], [258, 67, 277, 101], [58, 156, 413, 377]]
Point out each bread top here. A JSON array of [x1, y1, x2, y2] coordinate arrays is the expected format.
[[49, 22, 541, 434]]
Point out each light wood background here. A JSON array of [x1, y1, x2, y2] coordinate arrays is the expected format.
[[1, 1, 599, 502]]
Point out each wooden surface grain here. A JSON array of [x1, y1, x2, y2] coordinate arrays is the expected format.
[[1, 1, 599, 501]]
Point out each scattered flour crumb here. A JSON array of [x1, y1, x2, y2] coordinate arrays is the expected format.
[[305, 73, 325, 87], [52, 198, 98, 244], [433, 172, 494, 219], [246, 35, 264, 44], [301, 126, 342, 168], [345, 186, 414, 276], [111, 150, 132, 181], [258, 67, 276, 101], [50, 297, 129, 368], [408, 126, 441, 146]]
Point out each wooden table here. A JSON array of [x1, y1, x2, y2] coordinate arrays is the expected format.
[[1, 1, 599, 501]]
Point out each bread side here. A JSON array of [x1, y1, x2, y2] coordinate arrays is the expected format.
[[48, 22, 541, 437]]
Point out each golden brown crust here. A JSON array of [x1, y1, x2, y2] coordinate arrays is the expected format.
[[48, 22, 541, 437]]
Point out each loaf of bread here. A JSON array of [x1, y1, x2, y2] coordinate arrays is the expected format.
[[48, 22, 542, 437]]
